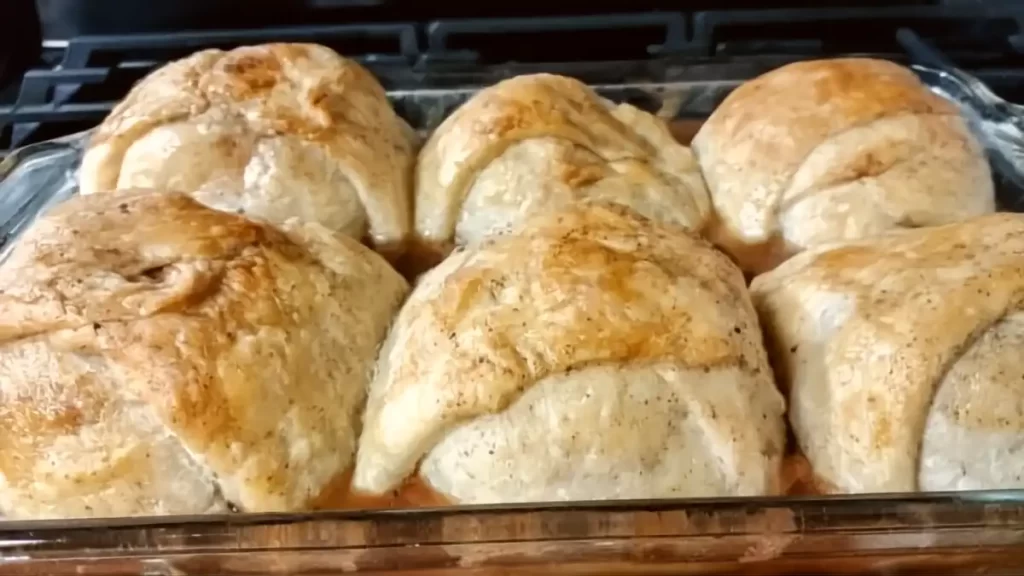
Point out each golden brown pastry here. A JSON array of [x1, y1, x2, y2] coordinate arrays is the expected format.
[[78, 43, 415, 258], [751, 213, 1024, 494], [692, 58, 995, 274], [0, 189, 408, 519], [353, 202, 786, 503], [414, 74, 711, 257]]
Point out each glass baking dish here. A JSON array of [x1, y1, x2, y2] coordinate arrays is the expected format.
[[1, 57, 1024, 575], [0, 493, 1022, 575]]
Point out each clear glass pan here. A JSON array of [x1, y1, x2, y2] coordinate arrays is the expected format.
[[0, 493, 1022, 574], [1, 58, 1024, 575]]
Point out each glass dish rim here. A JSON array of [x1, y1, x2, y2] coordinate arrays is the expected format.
[[0, 491, 1023, 574]]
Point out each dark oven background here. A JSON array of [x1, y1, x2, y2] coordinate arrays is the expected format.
[[1, 0, 1023, 154]]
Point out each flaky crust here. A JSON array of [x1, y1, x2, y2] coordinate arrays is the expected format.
[[0, 190, 408, 518], [693, 58, 994, 274], [751, 214, 1024, 493], [414, 74, 711, 256], [79, 43, 415, 258], [354, 203, 785, 501]]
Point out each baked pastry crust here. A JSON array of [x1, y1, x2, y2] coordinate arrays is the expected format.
[[354, 202, 785, 502], [79, 43, 416, 258], [751, 213, 1024, 493], [693, 58, 994, 274], [414, 73, 711, 257], [0, 189, 408, 518]]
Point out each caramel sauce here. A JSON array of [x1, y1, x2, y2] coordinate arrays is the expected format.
[[667, 118, 703, 146], [311, 452, 818, 511], [394, 237, 451, 282], [311, 469, 452, 510], [780, 452, 834, 496]]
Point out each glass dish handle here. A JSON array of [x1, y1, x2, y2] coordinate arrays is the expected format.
[[898, 28, 1024, 208]]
